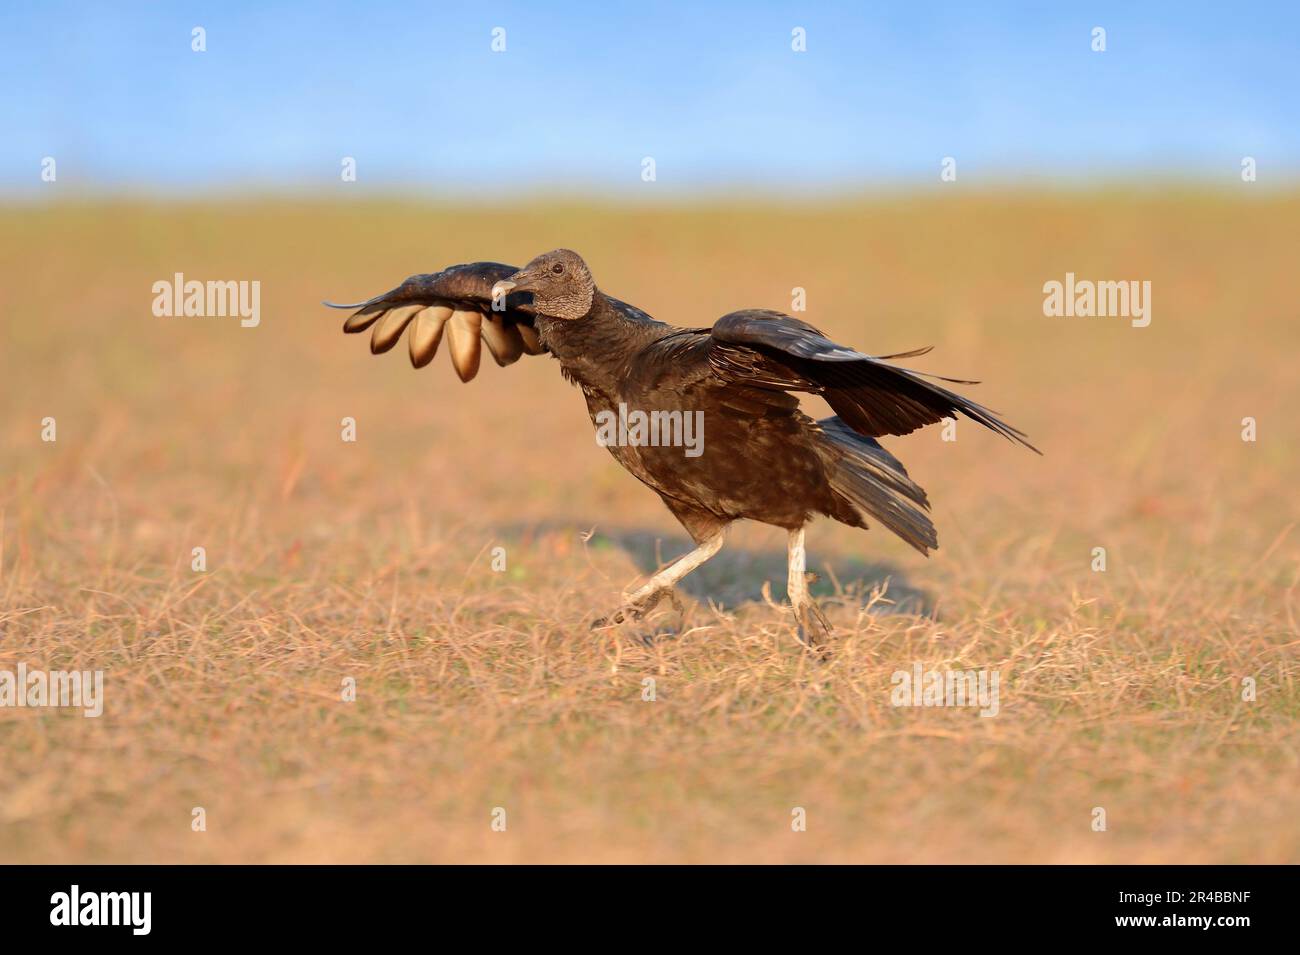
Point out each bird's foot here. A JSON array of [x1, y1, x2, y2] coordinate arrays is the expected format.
[[794, 598, 833, 660], [591, 588, 684, 631]]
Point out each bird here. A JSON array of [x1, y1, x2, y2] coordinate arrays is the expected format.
[[325, 249, 1038, 650]]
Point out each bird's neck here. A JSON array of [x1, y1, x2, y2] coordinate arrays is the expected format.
[[537, 291, 666, 391]]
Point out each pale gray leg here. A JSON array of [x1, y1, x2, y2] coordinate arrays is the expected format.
[[594, 530, 726, 628], [788, 526, 831, 650]]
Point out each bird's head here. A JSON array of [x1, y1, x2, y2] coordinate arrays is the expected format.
[[492, 249, 594, 320]]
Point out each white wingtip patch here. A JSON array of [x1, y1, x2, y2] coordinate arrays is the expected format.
[[370, 306, 421, 354], [517, 323, 545, 355], [446, 310, 483, 382], [408, 306, 451, 368], [482, 315, 525, 366]]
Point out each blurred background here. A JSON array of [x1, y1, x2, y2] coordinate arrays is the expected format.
[[2, 3, 1297, 864], [3, 0, 1299, 194]]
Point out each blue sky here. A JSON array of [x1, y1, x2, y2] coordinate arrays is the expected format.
[[2, 1, 1297, 194]]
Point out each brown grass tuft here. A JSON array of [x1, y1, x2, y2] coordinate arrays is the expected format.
[[1, 194, 1297, 862]]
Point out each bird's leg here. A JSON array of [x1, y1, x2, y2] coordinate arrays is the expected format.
[[788, 526, 832, 652], [593, 531, 725, 629]]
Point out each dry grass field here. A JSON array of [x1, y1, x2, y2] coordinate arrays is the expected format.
[[1, 192, 1297, 863]]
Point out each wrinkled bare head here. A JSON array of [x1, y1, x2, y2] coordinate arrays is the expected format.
[[492, 249, 594, 320]]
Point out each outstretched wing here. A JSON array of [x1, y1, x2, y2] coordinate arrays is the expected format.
[[324, 262, 545, 382], [707, 309, 1039, 452]]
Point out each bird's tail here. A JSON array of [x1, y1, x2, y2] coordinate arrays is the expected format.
[[814, 416, 937, 556]]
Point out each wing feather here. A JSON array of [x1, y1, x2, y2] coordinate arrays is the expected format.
[[709, 309, 1038, 452], [325, 262, 545, 382], [408, 307, 450, 368]]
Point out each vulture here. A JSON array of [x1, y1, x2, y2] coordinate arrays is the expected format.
[[326, 249, 1038, 650]]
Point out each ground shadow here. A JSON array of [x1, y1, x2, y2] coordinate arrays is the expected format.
[[495, 521, 934, 618]]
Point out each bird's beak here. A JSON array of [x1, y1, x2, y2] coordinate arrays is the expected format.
[[494, 264, 545, 299]]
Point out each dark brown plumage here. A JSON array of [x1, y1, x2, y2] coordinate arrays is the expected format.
[[325, 249, 1038, 649]]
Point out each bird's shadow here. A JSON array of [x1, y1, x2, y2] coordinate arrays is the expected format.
[[499, 522, 934, 619]]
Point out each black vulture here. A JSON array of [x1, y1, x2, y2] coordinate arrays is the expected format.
[[325, 249, 1038, 649]]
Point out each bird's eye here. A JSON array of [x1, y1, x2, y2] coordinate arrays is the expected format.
[[551, 263, 564, 274]]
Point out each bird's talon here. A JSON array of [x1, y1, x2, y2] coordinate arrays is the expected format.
[[593, 588, 679, 632], [794, 601, 834, 657]]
